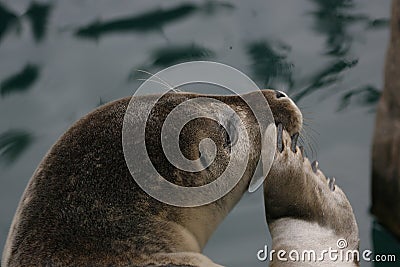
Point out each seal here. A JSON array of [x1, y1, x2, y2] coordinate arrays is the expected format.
[[264, 127, 359, 267], [2, 89, 302, 267]]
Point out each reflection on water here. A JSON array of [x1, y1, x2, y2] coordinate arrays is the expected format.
[[0, 3, 19, 43], [0, 64, 40, 97], [75, 4, 197, 39], [0, 0, 396, 266], [24, 2, 52, 43], [0, 130, 34, 166], [366, 18, 390, 30], [149, 44, 215, 67], [0, 2, 52, 44], [338, 85, 380, 112], [75, 1, 234, 40], [246, 41, 293, 89], [308, 0, 365, 56], [300, 0, 387, 110], [131, 44, 215, 78], [293, 58, 358, 102]]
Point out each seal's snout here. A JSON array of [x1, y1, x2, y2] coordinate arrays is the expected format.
[[261, 89, 303, 136]]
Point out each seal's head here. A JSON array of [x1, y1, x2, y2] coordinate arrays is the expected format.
[[264, 128, 359, 266], [2, 89, 304, 267]]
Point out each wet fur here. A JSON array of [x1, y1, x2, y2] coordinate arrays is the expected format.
[[2, 90, 301, 267]]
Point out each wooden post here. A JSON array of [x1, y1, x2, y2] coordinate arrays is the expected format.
[[371, 0, 400, 239]]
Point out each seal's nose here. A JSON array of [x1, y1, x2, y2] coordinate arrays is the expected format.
[[275, 90, 287, 99]]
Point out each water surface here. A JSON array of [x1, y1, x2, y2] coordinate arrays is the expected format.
[[0, 0, 393, 266]]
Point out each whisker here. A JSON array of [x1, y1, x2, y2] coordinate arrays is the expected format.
[[303, 127, 319, 157], [136, 69, 177, 92], [299, 112, 315, 117], [136, 78, 175, 90], [300, 128, 318, 159], [304, 137, 316, 159], [303, 130, 319, 152], [289, 90, 308, 102], [302, 113, 319, 125], [303, 118, 315, 123], [297, 105, 315, 110], [301, 110, 316, 124], [303, 123, 320, 137], [298, 134, 312, 158]]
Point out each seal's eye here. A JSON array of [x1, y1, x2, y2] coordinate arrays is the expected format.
[[275, 90, 287, 99]]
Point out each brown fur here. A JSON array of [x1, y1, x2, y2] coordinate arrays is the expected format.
[[2, 90, 302, 267], [371, 0, 400, 238]]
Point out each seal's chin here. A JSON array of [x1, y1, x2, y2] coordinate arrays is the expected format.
[[248, 89, 303, 193], [248, 123, 277, 192]]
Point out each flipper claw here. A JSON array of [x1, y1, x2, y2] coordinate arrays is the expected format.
[[328, 177, 336, 191], [277, 123, 283, 153], [291, 133, 299, 152], [311, 160, 319, 173]]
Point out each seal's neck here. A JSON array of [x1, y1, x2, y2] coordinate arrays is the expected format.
[[180, 198, 240, 250], [268, 218, 358, 267], [179, 176, 252, 251]]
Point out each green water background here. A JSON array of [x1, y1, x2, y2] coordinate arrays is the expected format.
[[0, 0, 397, 266]]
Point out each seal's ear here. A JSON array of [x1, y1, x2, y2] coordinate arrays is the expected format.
[[198, 113, 240, 170], [222, 113, 239, 150], [248, 123, 276, 192]]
